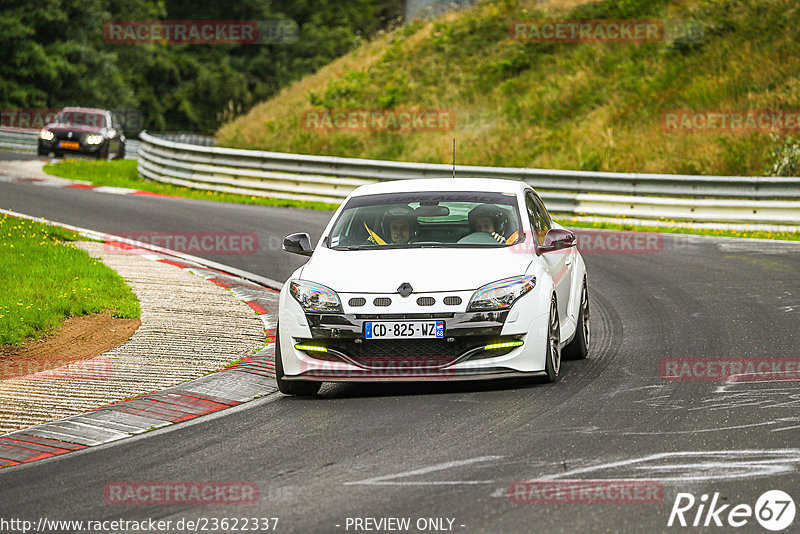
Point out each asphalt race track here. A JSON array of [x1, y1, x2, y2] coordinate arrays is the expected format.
[[2, 160, 799, 533]]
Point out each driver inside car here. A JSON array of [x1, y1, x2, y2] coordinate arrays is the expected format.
[[381, 207, 419, 244]]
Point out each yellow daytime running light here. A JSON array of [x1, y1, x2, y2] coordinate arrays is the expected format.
[[295, 344, 328, 352], [483, 340, 524, 351]]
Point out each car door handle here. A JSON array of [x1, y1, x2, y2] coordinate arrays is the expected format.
[[565, 256, 573, 266]]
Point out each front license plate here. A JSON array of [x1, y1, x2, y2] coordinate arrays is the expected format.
[[364, 321, 445, 340], [59, 141, 79, 149]]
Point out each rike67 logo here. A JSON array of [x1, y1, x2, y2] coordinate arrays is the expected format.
[[668, 490, 796, 531]]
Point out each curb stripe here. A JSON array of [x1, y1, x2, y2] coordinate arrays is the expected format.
[[246, 301, 268, 314]]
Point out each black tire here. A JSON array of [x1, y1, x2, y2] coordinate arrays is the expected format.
[[563, 279, 589, 360], [97, 145, 109, 160], [117, 145, 126, 160], [37, 149, 48, 157], [544, 296, 561, 383], [275, 326, 321, 396]]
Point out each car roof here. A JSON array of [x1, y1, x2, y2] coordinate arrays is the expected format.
[[349, 178, 530, 197], [57, 107, 108, 114]]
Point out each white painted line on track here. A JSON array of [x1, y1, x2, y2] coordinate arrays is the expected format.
[[345, 455, 504, 486], [92, 186, 139, 195]]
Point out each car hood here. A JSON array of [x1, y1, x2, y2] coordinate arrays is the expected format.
[[46, 124, 104, 134], [299, 247, 532, 293]]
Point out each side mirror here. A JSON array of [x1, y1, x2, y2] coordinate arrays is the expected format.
[[283, 232, 313, 256], [539, 228, 576, 253]]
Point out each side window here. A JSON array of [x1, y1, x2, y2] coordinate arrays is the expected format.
[[532, 193, 552, 237], [525, 192, 547, 246]]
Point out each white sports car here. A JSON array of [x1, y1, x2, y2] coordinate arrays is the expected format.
[[276, 178, 589, 395]]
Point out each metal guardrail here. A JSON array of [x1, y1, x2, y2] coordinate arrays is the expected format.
[[0, 128, 139, 159], [138, 130, 800, 225]]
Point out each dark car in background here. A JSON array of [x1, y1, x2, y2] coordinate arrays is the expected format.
[[38, 107, 125, 159]]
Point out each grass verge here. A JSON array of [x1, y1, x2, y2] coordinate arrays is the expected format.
[[42, 159, 339, 211], [217, 0, 800, 177], [0, 214, 141, 345]]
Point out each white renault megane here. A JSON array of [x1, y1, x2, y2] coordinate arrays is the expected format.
[[276, 178, 589, 395]]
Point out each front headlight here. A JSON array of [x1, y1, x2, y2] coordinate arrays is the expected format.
[[39, 129, 54, 141], [85, 134, 104, 145], [289, 280, 342, 313], [467, 275, 536, 311]]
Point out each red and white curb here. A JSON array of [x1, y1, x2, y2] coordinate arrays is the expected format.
[[64, 183, 178, 198], [0, 209, 283, 469], [1, 169, 178, 199]]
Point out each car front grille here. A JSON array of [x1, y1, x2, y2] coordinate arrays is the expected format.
[[342, 295, 466, 309], [298, 335, 520, 368]]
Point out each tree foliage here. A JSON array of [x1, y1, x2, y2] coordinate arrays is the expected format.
[[0, 0, 403, 133]]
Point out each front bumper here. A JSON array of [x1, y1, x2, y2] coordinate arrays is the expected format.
[[279, 297, 551, 382], [300, 311, 519, 368], [38, 138, 106, 155]]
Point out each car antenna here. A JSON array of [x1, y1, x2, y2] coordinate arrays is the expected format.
[[452, 138, 456, 179]]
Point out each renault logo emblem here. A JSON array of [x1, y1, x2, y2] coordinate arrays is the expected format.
[[397, 283, 413, 297]]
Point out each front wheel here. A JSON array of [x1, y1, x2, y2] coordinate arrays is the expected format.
[[275, 326, 321, 396], [544, 296, 561, 382], [563, 279, 589, 360]]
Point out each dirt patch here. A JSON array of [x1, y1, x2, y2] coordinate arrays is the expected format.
[[0, 313, 140, 380]]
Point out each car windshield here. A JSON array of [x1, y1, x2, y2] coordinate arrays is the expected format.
[[327, 191, 523, 249], [53, 110, 106, 128]]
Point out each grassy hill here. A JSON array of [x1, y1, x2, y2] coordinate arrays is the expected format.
[[216, 0, 800, 177]]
